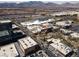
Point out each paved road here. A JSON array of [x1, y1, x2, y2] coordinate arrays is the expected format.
[[14, 42, 25, 57]]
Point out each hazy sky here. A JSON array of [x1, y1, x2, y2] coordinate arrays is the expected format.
[[0, 0, 78, 4], [44, 1, 78, 4]]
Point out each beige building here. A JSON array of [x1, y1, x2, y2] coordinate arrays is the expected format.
[[0, 43, 19, 57], [18, 36, 39, 55]]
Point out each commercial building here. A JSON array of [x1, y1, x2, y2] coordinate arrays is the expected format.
[[47, 38, 73, 56], [0, 20, 25, 44], [60, 29, 73, 35], [18, 36, 39, 56], [70, 32, 79, 38], [50, 42, 73, 56], [26, 22, 53, 34], [56, 20, 72, 28], [0, 43, 19, 57], [47, 38, 61, 44], [27, 25, 42, 34], [21, 18, 55, 27], [0, 20, 13, 43]]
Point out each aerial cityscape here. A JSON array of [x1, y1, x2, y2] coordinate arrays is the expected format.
[[0, 1, 79, 57]]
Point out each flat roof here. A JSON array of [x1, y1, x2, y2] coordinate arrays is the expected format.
[[18, 36, 38, 49], [70, 32, 79, 38], [56, 21, 71, 27], [50, 42, 72, 55], [21, 18, 55, 26], [0, 43, 19, 57], [47, 38, 72, 55], [52, 11, 77, 16], [12, 24, 18, 29], [27, 25, 42, 33], [0, 20, 11, 24], [27, 23, 53, 33], [47, 38, 61, 43], [60, 29, 73, 34]]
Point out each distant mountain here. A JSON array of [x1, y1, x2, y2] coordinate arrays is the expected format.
[[18, 1, 44, 8], [61, 2, 73, 6], [73, 3, 79, 6], [46, 2, 59, 6], [0, 1, 79, 8], [0, 3, 18, 8], [61, 2, 77, 7]]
